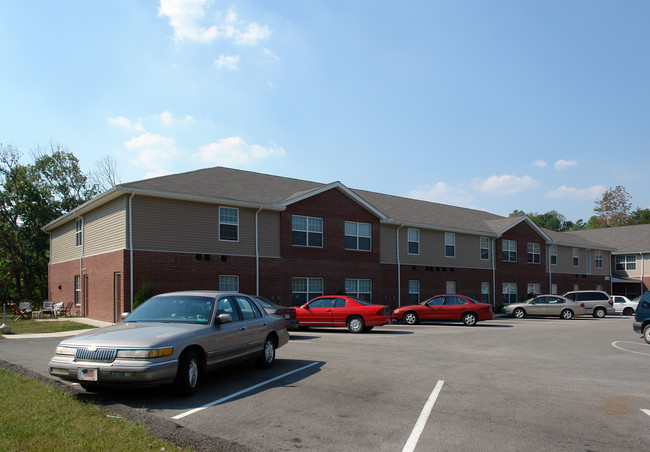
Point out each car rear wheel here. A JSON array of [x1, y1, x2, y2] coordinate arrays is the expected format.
[[560, 309, 574, 320], [513, 308, 525, 319], [174, 350, 200, 396], [403, 311, 419, 325], [593, 307, 606, 318], [462, 312, 478, 326], [643, 325, 650, 344], [347, 316, 365, 333], [623, 307, 634, 316], [255, 336, 276, 369]]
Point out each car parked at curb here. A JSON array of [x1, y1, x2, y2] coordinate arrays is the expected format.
[[633, 292, 650, 343], [293, 295, 392, 333], [48, 291, 289, 396], [392, 294, 494, 326], [612, 295, 638, 316], [251, 296, 299, 330], [562, 290, 614, 318], [503, 295, 588, 320]]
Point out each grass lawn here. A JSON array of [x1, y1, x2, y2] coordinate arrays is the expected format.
[[0, 369, 188, 451], [0, 318, 95, 335]]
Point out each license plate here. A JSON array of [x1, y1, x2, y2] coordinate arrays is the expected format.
[[78, 368, 98, 381]]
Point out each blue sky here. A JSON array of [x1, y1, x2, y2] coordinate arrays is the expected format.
[[1, 0, 649, 222]]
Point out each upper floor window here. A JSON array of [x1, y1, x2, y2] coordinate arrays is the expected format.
[[345, 221, 371, 251], [345, 278, 372, 302], [75, 219, 83, 247], [445, 233, 455, 258], [615, 255, 636, 271], [219, 207, 238, 241], [572, 248, 580, 267], [595, 251, 603, 269], [527, 243, 541, 264], [502, 240, 517, 262], [408, 228, 420, 255], [549, 246, 557, 265], [480, 237, 489, 260], [292, 215, 323, 247]]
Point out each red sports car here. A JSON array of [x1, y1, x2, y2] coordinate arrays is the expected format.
[[392, 294, 494, 326], [294, 295, 392, 333]]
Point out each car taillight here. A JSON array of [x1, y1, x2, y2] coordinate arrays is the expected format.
[[608, 300, 613, 306], [378, 308, 390, 315], [580, 303, 585, 308]]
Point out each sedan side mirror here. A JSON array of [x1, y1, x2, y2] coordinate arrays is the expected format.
[[216, 313, 233, 325], [121, 312, 130, 322]]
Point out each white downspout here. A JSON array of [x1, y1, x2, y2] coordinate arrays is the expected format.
[[492, 238, 496, 310], [129, 192, 135, 311], [396, 224, 404, 307], [255, 206, 262, 296], [548, 244, 552, 294], [79, 215, 84, 317]]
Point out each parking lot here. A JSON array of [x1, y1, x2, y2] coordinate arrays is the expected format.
[[3, 315, 650, 451]]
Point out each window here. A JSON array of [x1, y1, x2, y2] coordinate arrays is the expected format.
[[572, 248, 580, 267], [408, 280, 420, 303], [502, 240, 517, 262], [75, 219, 83, 247], [480, 237, 489, 260], [551, 283, 558, 295], [445, 233, 455, 258], [615, 255, 636, 271], [549, 246, 557, 266], [234, 296, 262, 320], [408, 229, 420, 255], [219, 275, 239, 292], [502, 283, 517, 305], [595, 251, 603, 269], [216, 297, 241, 321], [445, 281, 456, 294], [74, 275, 81, 305], [481, 282, 490, 304], [527, 243, 541, 264], [527, 283, 541, 297], [292, 215, 323, 247], [292, 277, 323, 305], [219, 207, 238, 241], [345, 279, 372, 302], [345, 221, 371, 251]]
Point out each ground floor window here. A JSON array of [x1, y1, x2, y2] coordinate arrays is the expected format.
[[409, 280, 420, 303], [527, 283, 541, 298], [551, 284, 558, 295], [502, 283, 517, 305], [292, 277, 324, 305], [74, 275, 81, 305], [345, 279, 372, 302], [219, 275, 239, 292], [445, 281, 456, 294], [481, 282, 490, 304]]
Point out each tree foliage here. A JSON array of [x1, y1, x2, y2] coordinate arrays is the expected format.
[[594, 185, 632, 228]]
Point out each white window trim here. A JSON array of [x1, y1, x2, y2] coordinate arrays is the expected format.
[[445, 233, 456, 258], [503, 240, 517, 263], [549, 245, 558, 266], [480, 237, 489, 260], [219, 206, 239, 242], [219, 275, 239, 292], [292, 215, 324, 248], [345, 221, 371, 252], [572, 248, 580, 267], [408, 228, 420, 255]]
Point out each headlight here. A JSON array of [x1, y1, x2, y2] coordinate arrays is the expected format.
[[394, 309, 400, 314], [116, 347, 174, 359], [55, 346, 77, 356]]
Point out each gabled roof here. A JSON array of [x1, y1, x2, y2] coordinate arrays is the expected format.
[[568, 224, 650, 254]]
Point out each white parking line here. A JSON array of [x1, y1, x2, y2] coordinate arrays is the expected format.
[[642, 409, 650, 417], [612, 341, 650, 356], [402, 380, 445, 452], [172, 362, 319, 420]]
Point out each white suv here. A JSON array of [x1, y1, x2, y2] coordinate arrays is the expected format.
[[562, 290, 615, 318]]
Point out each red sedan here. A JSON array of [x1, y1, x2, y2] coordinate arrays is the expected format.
[[392, 294, 494, 326], [294, 296, 392, 333]]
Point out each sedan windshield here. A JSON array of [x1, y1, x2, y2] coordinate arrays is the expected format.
[[126, 295, 214, 324]]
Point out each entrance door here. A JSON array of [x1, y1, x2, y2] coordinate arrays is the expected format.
[[114, 273, 122, 323]]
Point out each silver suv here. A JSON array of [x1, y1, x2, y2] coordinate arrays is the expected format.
[[562, 290, 614, 318]]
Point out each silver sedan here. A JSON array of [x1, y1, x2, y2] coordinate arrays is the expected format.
[[502, 295, 589, 320], [49, 291, 289, 396]]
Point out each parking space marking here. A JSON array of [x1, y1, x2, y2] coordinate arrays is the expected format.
[[612, 341, 650, 356], [642, 409, 650, 417], [402, 380, 444, 452], [171, 362, 319, 420]]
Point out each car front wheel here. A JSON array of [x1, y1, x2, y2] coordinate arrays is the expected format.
[[174, 350, 200, 396], [347, 316, 365, 333], [560, 309, 574, 320], [462, 312, 478, 326], [256, 336, 276, 369], [593, 307, 606, 318], [513, 308, 525, 319], [643, 325, 650, 344], [403, 311, 419, 325]]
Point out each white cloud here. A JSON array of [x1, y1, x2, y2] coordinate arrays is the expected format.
[[473, 175, 540, 195], [532, 159, 547, 168], [263, 48, 280, 62], [554, 159, 577, 170], [407, 182, 474, 207], [545, 185, 606, 200], [215, 54, 241, 70], [124, 132, 179, 171], [107, 116, 144, 131], [159, 111, 174, 125], [159, 1, 271, 46], [196, 137, 286, 166]]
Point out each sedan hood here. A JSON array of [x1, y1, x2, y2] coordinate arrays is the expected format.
[[59, 322, 204, 348]]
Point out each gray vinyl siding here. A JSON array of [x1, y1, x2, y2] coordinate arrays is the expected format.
[[131, 196, 280, 257], [380, 224, 491, 269], [50, 220, 82, 264]]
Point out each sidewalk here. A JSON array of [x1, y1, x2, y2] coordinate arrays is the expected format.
[[2, 317, 114, 339]]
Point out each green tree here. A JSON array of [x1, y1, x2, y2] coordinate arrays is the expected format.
[[594, 185, 632, 228], [631, 208, 650, 225]]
